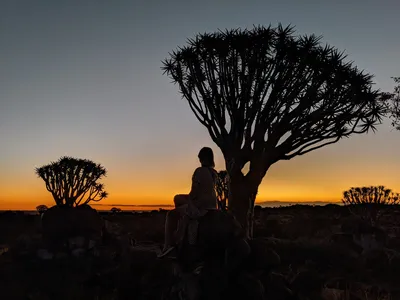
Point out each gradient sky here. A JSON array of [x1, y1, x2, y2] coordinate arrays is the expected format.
[[1, 0, 400, 210]]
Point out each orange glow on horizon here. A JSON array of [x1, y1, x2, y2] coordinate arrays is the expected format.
[[3, 136, 400, 211], [1, 169, 398, 210]]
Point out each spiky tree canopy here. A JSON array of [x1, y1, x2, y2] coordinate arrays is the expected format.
[[386, 77, 400, 129], [162, 25, 387, 175], [342, 186, 399, 205], [35, 156, 108, 207]]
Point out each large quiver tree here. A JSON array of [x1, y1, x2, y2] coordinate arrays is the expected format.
[[162, 25, 387, 237], [35, 156, 108, 207]]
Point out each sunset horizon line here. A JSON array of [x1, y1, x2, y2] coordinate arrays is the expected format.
[[0, 199, 344, 211]]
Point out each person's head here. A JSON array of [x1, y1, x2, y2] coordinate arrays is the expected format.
[[198, 147, 215, 168]]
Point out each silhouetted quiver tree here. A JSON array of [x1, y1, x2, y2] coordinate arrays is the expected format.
[[215, 170, 229, 210], [35, 156, 108, 207], [342, 186, 400, 206], [111, 207, 122, 214], [36, 204, 48, 215], [342, 185, 399, 225], [385, 77, 400, 129], [163, 24, 388, 237]]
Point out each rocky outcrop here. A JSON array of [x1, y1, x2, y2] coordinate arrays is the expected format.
[[41, 205, 103, 250]]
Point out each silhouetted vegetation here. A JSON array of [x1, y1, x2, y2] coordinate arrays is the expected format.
[[342, 186, 399, 206], [1, 205, 400, 299], [35, 156, 108, 207], [216, 170, 229, 210], [111, 207, 122, 214], [36, 205, 48, 215], [342, 186, 399, 225], [386, 77, 400, 129], [162, 24, 388, 237]]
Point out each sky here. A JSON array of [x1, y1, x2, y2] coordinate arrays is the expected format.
[[1, 0, 399, 210]]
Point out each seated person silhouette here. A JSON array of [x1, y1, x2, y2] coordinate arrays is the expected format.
[[158, 147, 218, 258]]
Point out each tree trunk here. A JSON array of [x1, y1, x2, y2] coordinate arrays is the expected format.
[[228, 173, 259, 239]]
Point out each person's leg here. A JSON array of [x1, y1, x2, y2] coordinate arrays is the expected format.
[[162, 194, 188, 248], [160, 204, 188, 256], [163, 208, 180, 250], [174, 194, 189, 208]]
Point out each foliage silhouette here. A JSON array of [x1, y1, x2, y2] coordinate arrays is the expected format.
[[342, 186, 399, 206], [385, 77, 400, 129], [215, 170, 229, 210], [111, 207, 122, 214], [342, 185, 399, 224], [35, 156, 108, 207], [36, 204, 48, 215], [162, 24, 388, 237]]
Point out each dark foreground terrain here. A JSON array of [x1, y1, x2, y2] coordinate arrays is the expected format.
[[0, 205, 399, 300]]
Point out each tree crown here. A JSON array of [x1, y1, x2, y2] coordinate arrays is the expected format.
[[162, 24, 387, 175], [35, 156, 108, 207], [342, 186, 399, 205]]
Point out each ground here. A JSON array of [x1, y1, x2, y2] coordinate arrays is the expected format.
[[0, 205, 399, 300]]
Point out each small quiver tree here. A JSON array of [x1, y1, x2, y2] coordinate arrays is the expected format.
[[215, 170, 229, 210], [35, 156, 108, 207], [342, 186, 400, 225], [162, 24, 388, 237], [36, 204, 48, 216], [111, 207, 122, 214]]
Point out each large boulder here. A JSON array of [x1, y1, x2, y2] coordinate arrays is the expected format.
[[172, 210, 251, 300], [246, 238, 281, 273], [178, 209, 248, 270], [41, 205, 103, 251]]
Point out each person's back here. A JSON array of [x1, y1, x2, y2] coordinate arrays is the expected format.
[[189, 166, 218, 211]]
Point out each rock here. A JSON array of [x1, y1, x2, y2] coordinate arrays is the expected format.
[[0, 245, 9, 256], [388, 250, 400, 274], [321, 288, 345, 300], [330, 233, 363, 254], [37, 248, 54, 260], [177, 209, 248, 272], [353, 226, 387, 253], [233, 273, 265, 300], [55, 252, 68, 259], [254, 205, 263, 220], [140, 257, 182, 299], [291, 269, 325, 294], [247, 238, 281, 272], [88, 239, 96, 249], [362, 248, 389, 271], [72, 248, 86, 257], [341, 215, 366, 234], [14, 234, 34, 250], [68, 236, 86, 249], [325, 277, 348, 290], [11, 234, 42, 257], [41, 205, 103, 250], [262, 272, 294, 300], [254, 218, 283, 238]]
